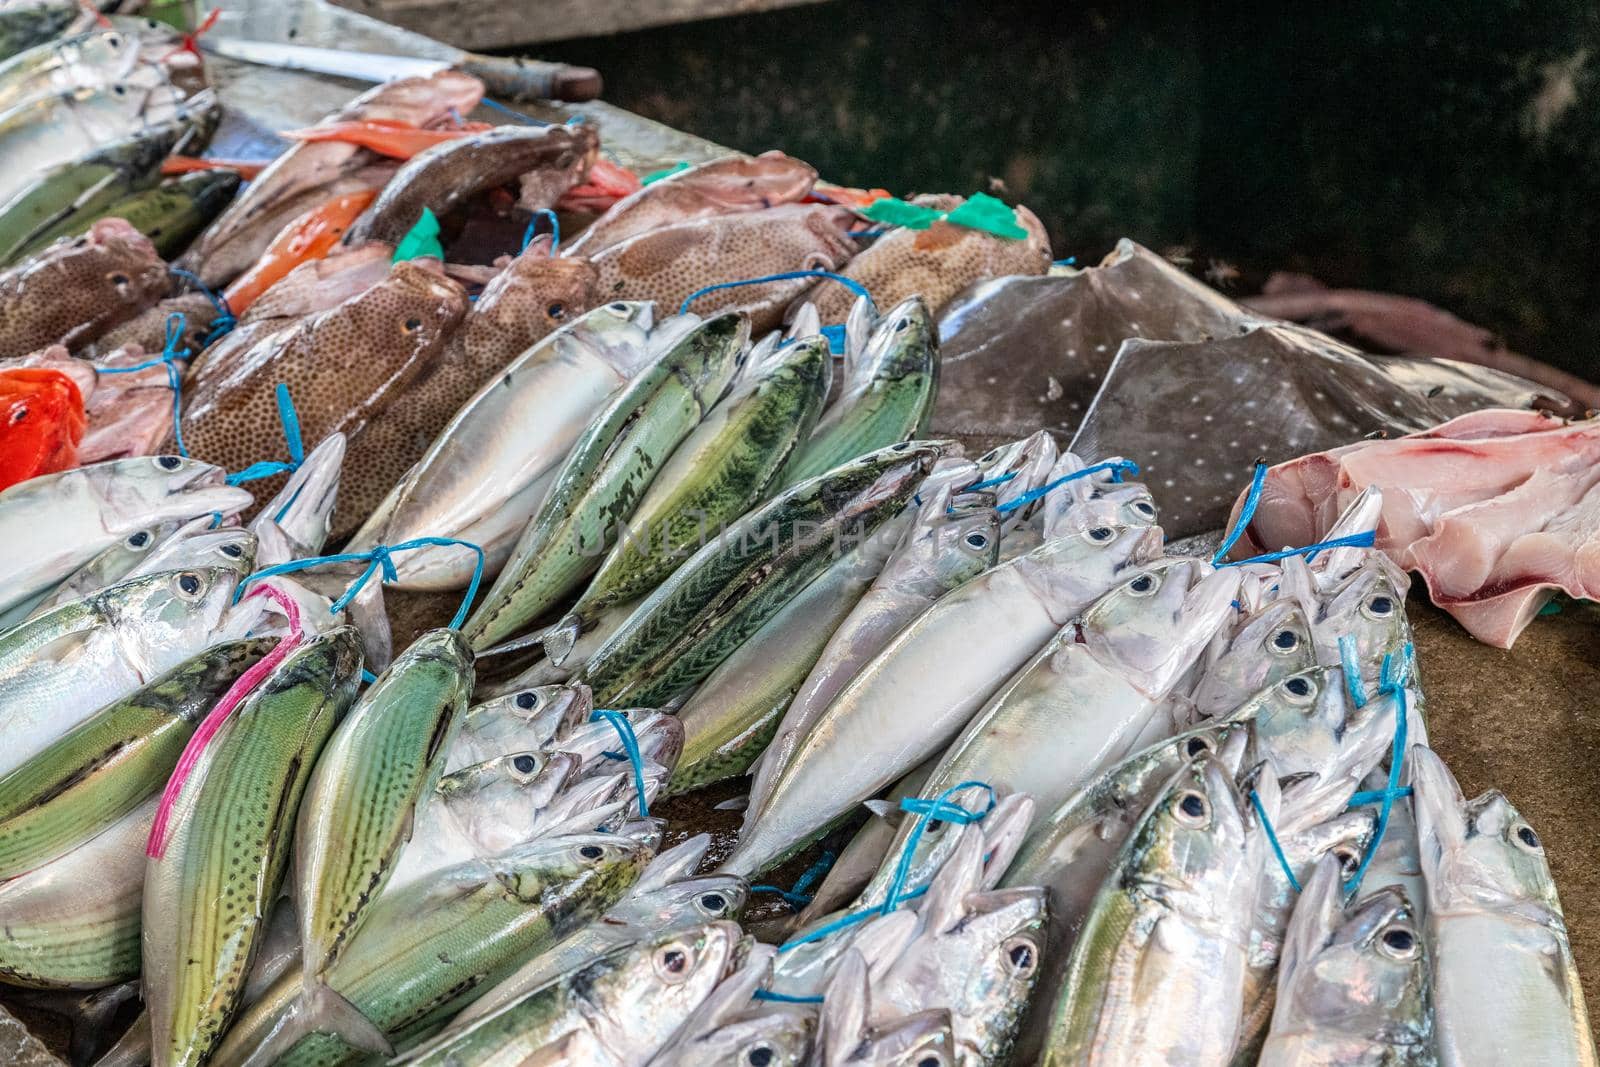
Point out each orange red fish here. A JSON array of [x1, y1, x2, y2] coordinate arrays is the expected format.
[[0, 368, 85, 491]]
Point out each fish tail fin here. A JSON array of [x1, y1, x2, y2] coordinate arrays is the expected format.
[[238, 980, 392, 1067], [542, 613, 583, 666]]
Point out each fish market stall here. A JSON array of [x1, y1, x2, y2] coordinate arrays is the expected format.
[[0, 1, 1596, 1064]]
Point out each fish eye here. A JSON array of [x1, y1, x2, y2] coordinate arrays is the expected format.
[[220, 543, 243, 558], [1127, 572, 1159, 596], [1004, 938, 1037, 975], [1174, 790, 1209, 826], [8, 406, 25, 424], [1268, 629, 1301, 654], [547, 302, 566, 320], [894, 318, 909, 332], [654, 944, 691, 980], [109, 272, 130, 287], [917, 1054, 945, 1067], [747, 1046, 773, 1067], [1185, 736, 1211, 758], [511, 753, 539, 774], [579, 844, 604, 860], [174, 572, 203, 598], [1332, 846, 1361, 875], [1130, 499, 1156, 518], [1280, 675, 1316, 703], [963, 531, 989, 549], [1515, 824, 1542, 851], [156, 455, 182, 470], [402, 316, 423, 332], [609, 302, 629, 312], [1083, 526, 1116, 544], [925, 819, 945, 834], [699, 892, 728, 913], [1379, 925, 1419, 959], [514, 691, 539, 710], [127, 531, 151, 548], [1362, 595, 1395, 620]]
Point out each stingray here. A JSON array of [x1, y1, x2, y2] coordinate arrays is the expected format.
[[1069, 322, 1571, 537]]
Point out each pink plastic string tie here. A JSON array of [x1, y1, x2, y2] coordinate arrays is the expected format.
[[146, 585, 304, 859]]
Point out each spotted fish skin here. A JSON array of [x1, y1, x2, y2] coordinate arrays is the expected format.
[[175, 260, 467, 535], [463, 313, 747, 650], [591, 204, 859, 332], [566, 151, 817, 256], [803, 195, 1051, 321], [0, 218, 167, 358], [333, 248, 600, 538], [143, 627, 363, 1067], [293, 628, 473, 982], [182, 72, 483, 286], [576, 441, 943, 708], [346, 122, 598, 245]]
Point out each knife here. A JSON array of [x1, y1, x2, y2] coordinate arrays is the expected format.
[[202, 37, 603, 103]]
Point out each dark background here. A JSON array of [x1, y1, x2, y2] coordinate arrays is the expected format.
[[538, 0, 1600, 379]]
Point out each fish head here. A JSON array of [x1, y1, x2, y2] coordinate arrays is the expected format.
[[1313, 558, 1410, 673], [761, 332, 831, 403], [681, 1008, 814, 1067], [97, 562, 249, 648], [939, 885, 1047, 1060], [145, 525, 257, 578], [604, 921, 743, 1043], [1190, 598, 1317, 718], [1231, 666, 1354, 780], [1130, 755, 1255, 920], [1020, 522, 1163, 622], [351, 259, 468, 360], [491, 830, 652, 906], [1161, 721, 1256, 779], [250, 432, 345, 558], [1409, 746, 1562, 920], [1071, 482, 1161, 534], [38, 217, 169, 316], [1080, 559, 1241, 696], [462, 683, 592, 748], [859, 296, 937, 386], [633, 832, 713, 891], [857, 1008, 958, 1067], [436, 750, 579, 847], [478, 252, 599, 342], [86, 517, 187, 576], [1284, 808, 1378, 890], [1281, 859, 1430, 1044], [672, 312, 750, 408], [92, 455, 255, 530], [623, 873, 750, 928]]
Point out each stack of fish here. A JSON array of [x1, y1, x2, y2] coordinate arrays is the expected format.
[[0, 17, 1591, 1067]]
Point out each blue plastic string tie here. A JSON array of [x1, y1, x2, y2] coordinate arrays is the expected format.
[[883, 781, 996, 911], [792, 849, 836, 898], [1343, 645, 1413, 897], [1338, 635, 1369, 708], [169, 267, 236, 344], [1213, 461, 1268, 564], [1218, 531, 1376, 569], [678, 270, 875, 317], [1251, 788, 1302, 894], [751, 883, 814, 909], [236, 537, 486, 631], [751, 990, 825, 1004], [847, 226, 887, 238], [591, 709, 650, 818], [479, 97, 547, 125], [1053, 256, 1078, 267], [97, 312, 192, 456], [565, 113, 586, 126], [993, 459, 1139, 516], [521, 209, 560, 255], [819, 323, 847, 354], [1350, 786, 1414, 806], [777, 781, 995, 956], [226, 384, 304, 485], [964, 470, 1020, 493]]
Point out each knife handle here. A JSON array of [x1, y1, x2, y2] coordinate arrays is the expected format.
[[454, 54, 603, 103]]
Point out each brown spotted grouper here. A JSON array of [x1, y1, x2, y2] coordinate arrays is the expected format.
[[174, 260, 468, 532], [331, 247, 599, 535], [565, 151, 817, 256], [0, 219, 169, 358], [802, 195, 1052, 321], [590, 203, 858, 332]]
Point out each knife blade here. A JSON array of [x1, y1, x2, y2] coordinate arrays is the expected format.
[[202, 38, 603, 103]]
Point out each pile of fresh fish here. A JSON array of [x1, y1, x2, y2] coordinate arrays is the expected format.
[[0, 14, 1593, 1066]]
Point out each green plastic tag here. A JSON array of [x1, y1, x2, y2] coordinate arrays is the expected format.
[[641, 161, 691, 185], [943, 192, 1029, 239], [392, 207, 444, 263], [861, 192, 1027, 240], [861, 197, 940, 229]]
